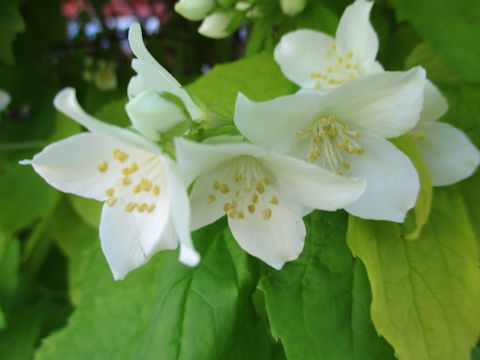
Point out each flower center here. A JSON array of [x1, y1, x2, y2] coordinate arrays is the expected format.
[[205, 157, 279, 221], [310, 43, 361, 89], [96, 147, 164, 213], [296, 115, 364, 175]]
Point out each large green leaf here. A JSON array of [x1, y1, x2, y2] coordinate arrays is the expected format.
[[35, 220, 276, 360], [389, 0, 480, 82], [259, 211, 394, 360], [347, 188, 480, 360], [0, 163, 58, 234], [390, 135, 432, 240], [187, 52, 297, 116], [0, 0, 25, 64]]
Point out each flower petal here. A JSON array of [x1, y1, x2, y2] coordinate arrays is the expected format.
[[174, 137, 265, 185], [99, 201, 149, 280], [128, 23, 202, 119], [335, 0, 378, 63], [262, 152, 366, 211], [54, 88, 160, 154], [274, 29, 336, 88], [28, 133, 135, 201], [323, 67, 426, 138], [228, 196, 305, 269], [419, 80, 448, 123], [413, 122, 480, 186], [125, 90, 188, 141], [174, 0, 214, 21], [343, 131, 420, 222], [164, 158, 200, 266], [234, 92, 323, 155]]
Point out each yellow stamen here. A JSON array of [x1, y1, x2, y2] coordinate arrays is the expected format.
[[262, 209, 272, 220], [270, 196, 278, 205], [113, 148, 129, 162], [207, 194, 216, 203], [141, 178, 152, 191], [97, 160, 109, 173], [248, 204, 255, 213], [137, 203, 147, 213], [133, 184, 142, 194], [125, 202, 137, 212], [220, 184, 231, 194], [153, 185, 160, 196], [105, 188, 114, 197], [106, 197, 117, 207]]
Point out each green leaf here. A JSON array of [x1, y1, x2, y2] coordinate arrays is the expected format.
[[390, 135, 432, 240], [35, 220, 277, 360], [187, 52, 297, 117], [68, 196, 102, 230], [0, 163, 58, 234], [389, 0, 480, 82], [347, 188, 480, 360], [455, 173, 480, 257], [258, 211, 394, 360], [0, 0, 25, 64]]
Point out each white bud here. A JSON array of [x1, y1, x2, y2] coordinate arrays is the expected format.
[[0, 89, 11, 112], [280, 0, 308, 16], [174, 0, 214, 21], [126, 90, 188, 141], [198, 11, 235, 39]]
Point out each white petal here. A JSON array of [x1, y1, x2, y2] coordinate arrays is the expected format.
[[262, 152, 366, 210], [324, 67, 426, 138], [234, 92, 323, 155], [29, 133, 132, 201], [174, 137, 265, 185], [0, 89, 11, 112], [198, 11, 235, 39], [413, 122, 480, 186], [228, 196, 305, 269], [125, 90, 188, 141], [344, 131, 420, 222], [164, 158, 200, 266], [335, 0, 378, 63], [189, 166, 231, 231], [54, 88, 160, 154], [174, 0, 214, 21], [99, 201, 149, 280], [128, 23, 202, 119], [274, 29, 336, 88], [419, 80, 448, 123]]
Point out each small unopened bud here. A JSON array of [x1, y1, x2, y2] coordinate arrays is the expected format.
[[174, 0, 214, 21], [126, 90, 188, 141], [198, 10, 236, 39], [280, 0, 308, 16]]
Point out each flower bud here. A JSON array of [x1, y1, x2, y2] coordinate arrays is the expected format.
[[0, 89, 11, 112], [126, 90, 188, 141], [280, 0, 308, 16], [198, 10, 236, 39], [174, 0, 214, 21]]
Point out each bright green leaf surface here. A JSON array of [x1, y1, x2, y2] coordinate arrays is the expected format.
[[187, 52, 297, 116], [347, 188, 480, 360], [0, 0, 25, 64], [389, 0, 480, 82], [35, 220, 275, 360], [390, 135, 432, 240], [259, 211, 394, 360], [0, 163, 58, 234]]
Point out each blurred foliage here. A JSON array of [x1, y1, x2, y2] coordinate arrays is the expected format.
[[0, 0, 479, 359]]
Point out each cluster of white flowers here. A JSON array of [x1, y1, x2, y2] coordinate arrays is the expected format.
[[23, 0, 479, 280]]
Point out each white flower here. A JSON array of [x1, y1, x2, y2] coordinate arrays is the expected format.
[[409, 81, 480, 186], [127, 23, 202, 120], [21, 88, 199, 280], [274, 0, 382, 91], [174, 0, 214, 21], [275, 0, 480, 187], [235, 68, 426, 222], [0, 89, 11, 112], [198, 10, 236, 39], [175, 137, 366, 269]]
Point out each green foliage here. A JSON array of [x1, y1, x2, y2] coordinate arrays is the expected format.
[[187, 52, 297, 117], [390, 135, 432, 240], [259, 211, 394, 360], [0, 0, 25, 64], [347, 188, 480, 360], [35, 221, 276, 360], [389, 0, 480, 83]]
